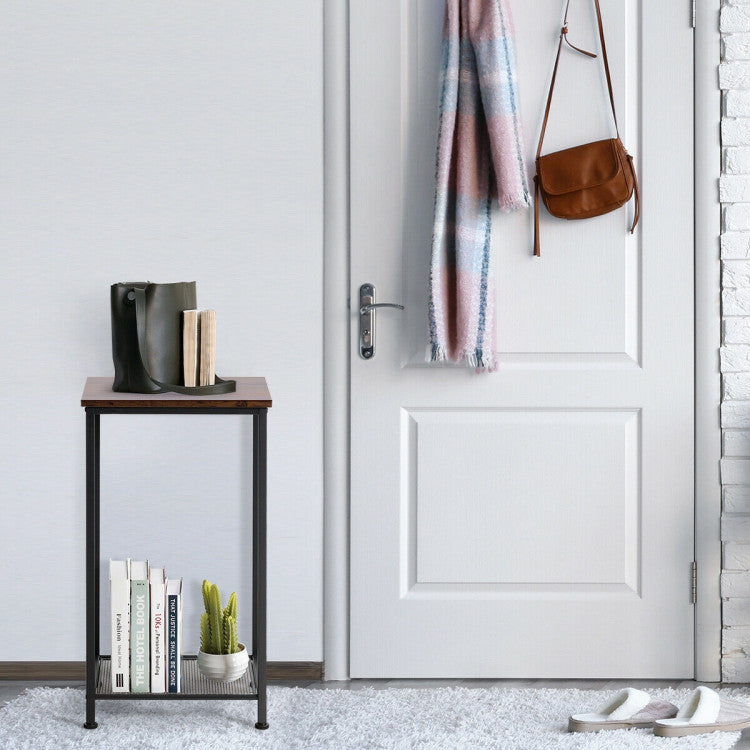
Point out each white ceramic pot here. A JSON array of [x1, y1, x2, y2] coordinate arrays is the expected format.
[[197, 643, 249, 682]]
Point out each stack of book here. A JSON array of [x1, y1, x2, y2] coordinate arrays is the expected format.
[[109, 560, 183, 693], [182, 309, 217, 387]]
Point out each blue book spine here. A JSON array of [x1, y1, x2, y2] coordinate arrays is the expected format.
[[130, 578, 150, 693], [167, 594, 178, 693]]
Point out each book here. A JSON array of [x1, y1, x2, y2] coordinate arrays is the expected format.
[[149, 566, 166, 693], [166, 578, 183, 693], [109, 559, 130, 693], [199, 309, 216, 386], [182, 310, 199, 387], [129, 560, 150, 693]]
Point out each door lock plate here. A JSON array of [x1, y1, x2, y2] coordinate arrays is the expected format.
[[359, 284, 375, 359]]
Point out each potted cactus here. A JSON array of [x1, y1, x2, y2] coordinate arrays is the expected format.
[[196, 580, 249, 682]]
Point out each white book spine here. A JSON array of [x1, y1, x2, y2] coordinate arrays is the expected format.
[[150, 569, 166, 693], [109, 559, 130, 693]]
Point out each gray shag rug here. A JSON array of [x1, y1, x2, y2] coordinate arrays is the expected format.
[[0, 686, 747, 749]]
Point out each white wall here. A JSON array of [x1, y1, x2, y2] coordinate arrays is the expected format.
[[0, 1, 324, 661]]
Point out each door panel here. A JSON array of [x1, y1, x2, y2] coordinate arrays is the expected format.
[[409, 409, 639, 588], [350, 0, 694, 677]]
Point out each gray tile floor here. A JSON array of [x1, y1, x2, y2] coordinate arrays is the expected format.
[[1, 679, 747, 747]]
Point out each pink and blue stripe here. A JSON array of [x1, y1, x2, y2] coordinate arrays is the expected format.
[[428, 0, 530, 371]]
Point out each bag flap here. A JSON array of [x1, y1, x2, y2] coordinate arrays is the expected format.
[[537, 139, 622, 195]]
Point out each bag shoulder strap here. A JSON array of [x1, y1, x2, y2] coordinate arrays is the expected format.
[[133, 285, 236, 396], [536, 0, 619, 161]]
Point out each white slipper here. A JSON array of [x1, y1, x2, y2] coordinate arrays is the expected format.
[[653, 685, 750, 737], [568, 688, 678, 733]]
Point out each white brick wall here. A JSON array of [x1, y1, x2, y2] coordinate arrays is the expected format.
[[722, 0, 750, 681]]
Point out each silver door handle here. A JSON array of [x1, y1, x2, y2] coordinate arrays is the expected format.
[[359, 302, 405, 315], [359, 284, 405, 360]]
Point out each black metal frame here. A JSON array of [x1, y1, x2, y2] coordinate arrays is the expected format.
[[84, 406, 268, 730]]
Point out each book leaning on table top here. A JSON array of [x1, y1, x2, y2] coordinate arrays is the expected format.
[[109, 559, 182, 693], [182, 309, 217, 388]]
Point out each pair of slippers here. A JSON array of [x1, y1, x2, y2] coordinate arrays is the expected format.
[[569, 686, 750, 737]]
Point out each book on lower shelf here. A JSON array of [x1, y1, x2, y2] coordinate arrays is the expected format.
[[166, 578, 183, 693], [149, 566, 166, 693], [107, 559, 183, 694], [130, 561, 150, 693], [109, 559, 130, 693]]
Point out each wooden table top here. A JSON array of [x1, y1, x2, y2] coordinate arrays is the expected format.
[[81, 377, 271, 409]]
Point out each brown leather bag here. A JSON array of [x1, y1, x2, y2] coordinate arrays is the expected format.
[[533, 0, 640, 256]]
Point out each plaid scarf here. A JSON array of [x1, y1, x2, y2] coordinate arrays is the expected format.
[[428, 0, 530, 371]]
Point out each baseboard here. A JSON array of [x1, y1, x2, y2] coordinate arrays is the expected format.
[[0, 661, 324, 682], [0, 662, 86, 680], [267, 661, 323, 681]]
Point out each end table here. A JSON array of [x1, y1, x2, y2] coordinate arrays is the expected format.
[[80, 377, 271, 730]]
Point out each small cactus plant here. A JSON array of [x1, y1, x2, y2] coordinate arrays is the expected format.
[[200, 580, 241, 655]]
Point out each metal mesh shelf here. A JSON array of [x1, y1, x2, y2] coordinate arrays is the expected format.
[[96, 656, 258, 700]]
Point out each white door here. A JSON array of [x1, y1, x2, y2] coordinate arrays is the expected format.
[[349, 0, 694, 677]]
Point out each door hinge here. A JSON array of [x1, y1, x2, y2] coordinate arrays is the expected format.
[[691, 0, 696, 29], [691, 561, 697, 604]]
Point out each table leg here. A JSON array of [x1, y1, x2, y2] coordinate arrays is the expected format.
[[253, 409, 268, 730], [94, 413, 100, 661], [84, 410, 99, 729]]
